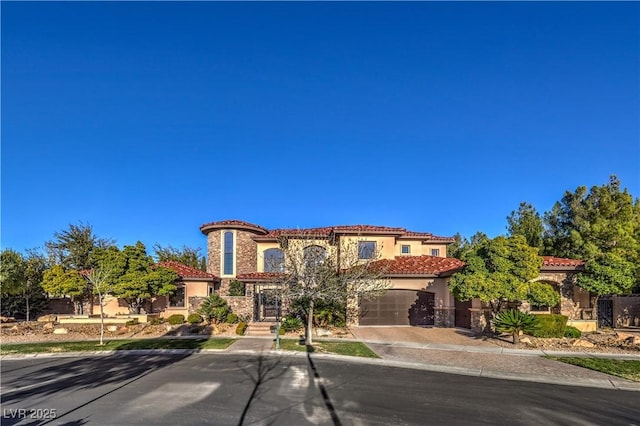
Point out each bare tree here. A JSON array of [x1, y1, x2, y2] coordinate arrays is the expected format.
[[84, 267, 113, 346], [270, 234, 391, 345]]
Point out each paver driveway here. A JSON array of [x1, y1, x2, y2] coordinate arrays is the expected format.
[[350, 326, 494, 346]]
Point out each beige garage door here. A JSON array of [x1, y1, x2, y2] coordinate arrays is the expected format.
[[359, 290, 435, 326]]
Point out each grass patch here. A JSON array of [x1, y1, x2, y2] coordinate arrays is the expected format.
[[276, 339, 379, 358], [547, 357, 640, 382], [0, 338, 236, 354]]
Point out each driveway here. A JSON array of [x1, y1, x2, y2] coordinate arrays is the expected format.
[[350, 326, 494, 347]]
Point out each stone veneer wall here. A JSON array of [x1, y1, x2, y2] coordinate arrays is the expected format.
[[207, 232, 222, 276], [223, 296, 254, 321], [207, 229, 259, 296], [536, 271, 584, 319], [434, 307, 455, 327]]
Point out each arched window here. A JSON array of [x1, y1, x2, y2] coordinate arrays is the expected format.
[[223, 231, 234, 275], [264, 248, 284, 272], [303, 245, 326, 267]]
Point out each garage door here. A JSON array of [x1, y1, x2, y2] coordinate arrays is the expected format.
[[359, 290, 435, 326]]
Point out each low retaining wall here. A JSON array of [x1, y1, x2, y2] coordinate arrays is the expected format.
[[566, 320, 597, 333]]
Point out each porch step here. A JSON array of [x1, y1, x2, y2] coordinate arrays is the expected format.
[[245, 321, 278, 337]]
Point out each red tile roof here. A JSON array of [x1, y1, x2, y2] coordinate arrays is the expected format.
[[156, 261, 218, 280], [200, 220, 268, 235], [332, 225, 406, 234], [541, 256, 585, 267], [250, 224, 454, 242], [236, 272, 286, 281], [370, 255, 465, 276], [253, 227, 335, 240]]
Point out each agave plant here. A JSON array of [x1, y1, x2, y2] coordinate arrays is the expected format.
[[493, 309, 539, 344]]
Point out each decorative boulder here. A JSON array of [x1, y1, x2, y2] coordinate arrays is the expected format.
[[572, 339, 595, 348], [53, 328, 68, 335], [37, 315, 57, 323]]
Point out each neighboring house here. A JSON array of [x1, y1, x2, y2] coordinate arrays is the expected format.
[[199, 219, 464, 327], [91, 261, 219, 319]]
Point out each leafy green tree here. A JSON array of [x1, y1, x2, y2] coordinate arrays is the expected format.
[[45, 222, 114, 270], [0, 249, 49, 320], [527, 282, 561, 309], [153, 244, 206, 270], [41, 265, 88, 314], [448, 235, 543, 317], [95, 242, 179, 314], [507, 202, 544, 249], [1, 249, 25, 295], [447, 232, 489, 260], [544, 175, 640, 303]]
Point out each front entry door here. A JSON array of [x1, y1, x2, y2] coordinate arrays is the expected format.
[[260, 289, 281, 320]]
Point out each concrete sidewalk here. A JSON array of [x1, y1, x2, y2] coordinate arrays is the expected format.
[[218, 336, 640, 391]]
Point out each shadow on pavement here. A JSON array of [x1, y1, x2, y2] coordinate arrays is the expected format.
[[236, 352, 289, 426]]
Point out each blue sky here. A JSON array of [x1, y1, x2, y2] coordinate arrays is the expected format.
[[2, 2, 638, 256]]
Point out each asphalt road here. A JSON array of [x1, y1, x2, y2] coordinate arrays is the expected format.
[[1, 353, 638, 426]]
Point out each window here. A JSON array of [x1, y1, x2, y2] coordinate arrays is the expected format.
[[303, 245, 326, 267], [223, 231, 234, 275], [358, 241, 376, 259], [401, 245, 411, 254], [169, 286, 185, 307], [431, 249, 440, 257], [209, 286, 214, 295], [264, 248, 285, 272]]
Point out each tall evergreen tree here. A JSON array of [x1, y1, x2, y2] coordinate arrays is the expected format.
[[507, 202, 544, 249], [544, 175, 640, 299], [153, 244, 206, 270]]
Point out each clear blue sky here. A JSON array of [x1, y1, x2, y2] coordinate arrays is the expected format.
[[2, 2, 639, 256]]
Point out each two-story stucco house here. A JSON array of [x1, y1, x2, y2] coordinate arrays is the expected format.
[[199, 219, 466, 327]]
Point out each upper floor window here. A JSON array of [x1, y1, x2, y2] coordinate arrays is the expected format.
[[223, 231, 234, 275], [431, 248, 440, 257], [358, 241, 376, 259], [264, 248, 285, 272], [401, 245, 411, 254], [303, 245, 326, 267]]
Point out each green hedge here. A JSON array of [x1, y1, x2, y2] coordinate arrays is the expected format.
[[167, 314, 185, 325], [531, 314, 568, 338], [564, 325, 582, 338]]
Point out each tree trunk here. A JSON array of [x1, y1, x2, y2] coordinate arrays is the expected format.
[[306, 299, 314, 345], [590, 295, 598, 322], [99, 293, 105, 345], [513, 331, 520, 345], [74, 299, 82, 315], [24, 290, 30, 322]]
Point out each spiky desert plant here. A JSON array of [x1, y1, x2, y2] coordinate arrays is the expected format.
[[493, 309, 539, 344]]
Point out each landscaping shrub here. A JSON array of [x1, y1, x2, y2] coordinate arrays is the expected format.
[[532, 314, 568, 338], [281, 316, 304, 332], [149, 317, 164, 325], [228, 280, 246, 297], [187, 313, 203, 325], [198, 294, 232, 324], [493, 309, 539, 344], [564, 325, 582, 338], [225, 313, 239, 324], [236, 322, 248, 336], [167, 314, 185, 325], [125, 319, 139, 326]]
